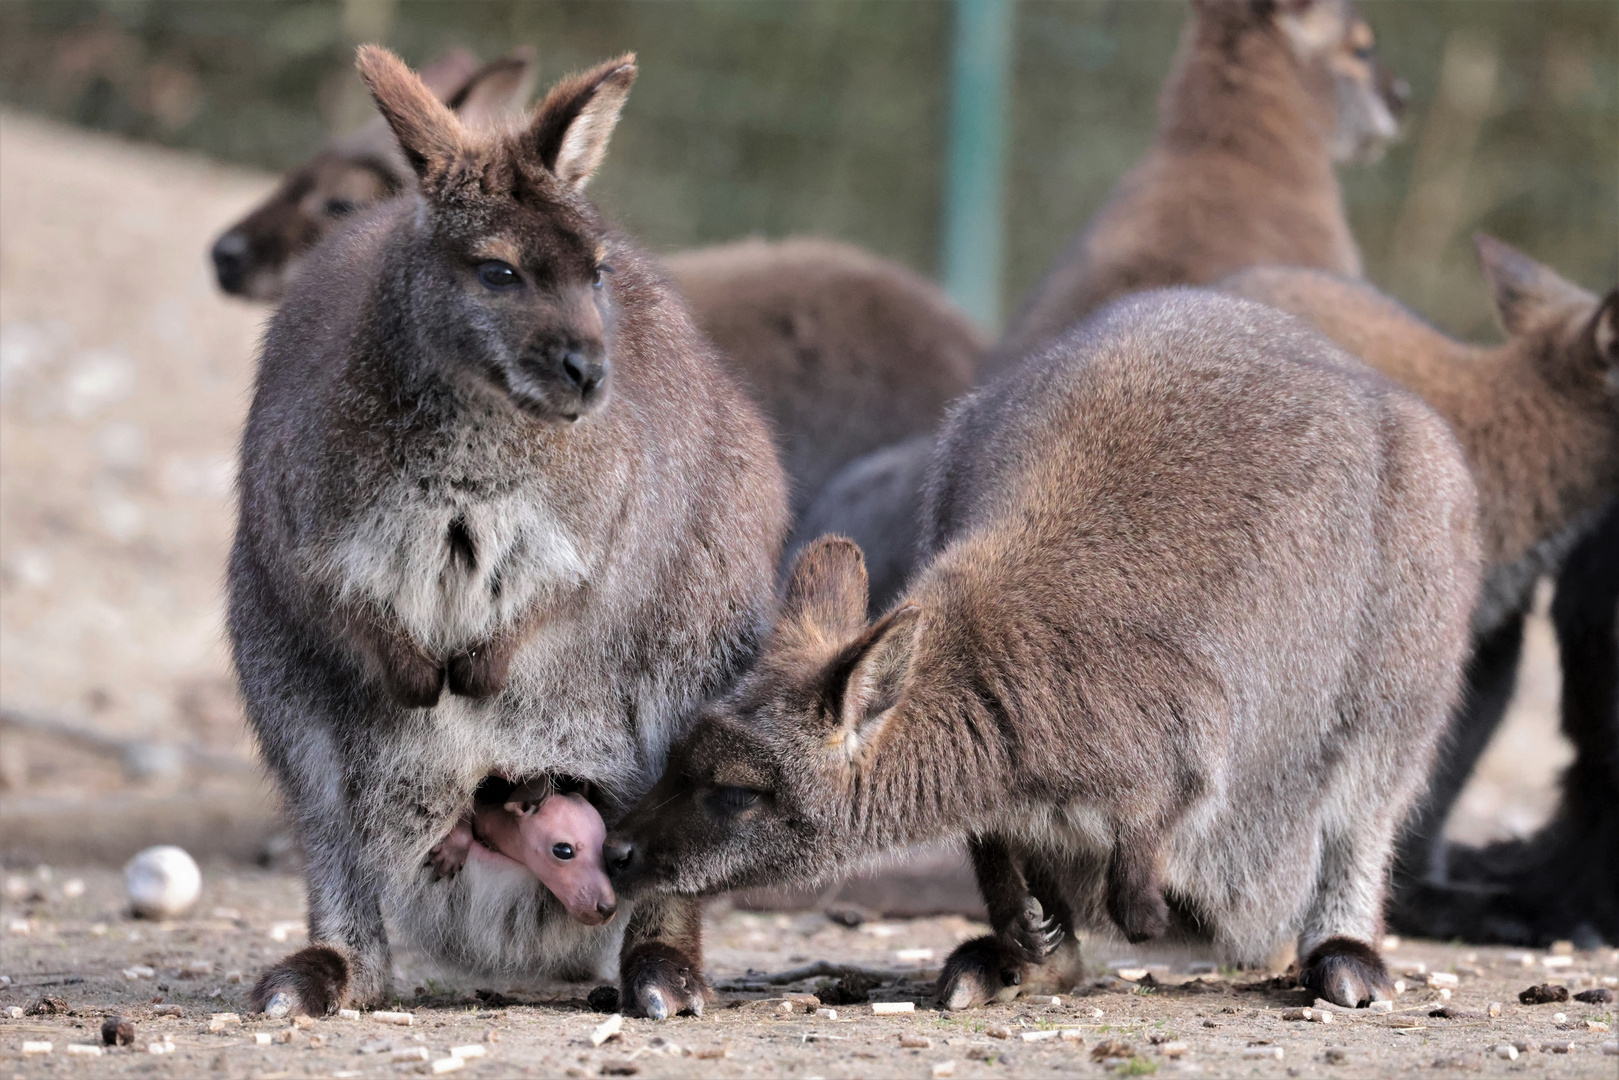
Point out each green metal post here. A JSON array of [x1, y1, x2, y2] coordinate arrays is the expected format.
[[942, 0, 1014, 333]]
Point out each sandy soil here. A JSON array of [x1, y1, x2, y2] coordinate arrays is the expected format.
[[1, 868, 1616, 1079]]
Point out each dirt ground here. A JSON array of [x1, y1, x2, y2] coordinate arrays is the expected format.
[[2, 110, 1614, 1078], [0, 868, 1616, 1079]]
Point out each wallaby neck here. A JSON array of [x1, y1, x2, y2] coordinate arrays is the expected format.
[[1159, 18, 1337, 188]]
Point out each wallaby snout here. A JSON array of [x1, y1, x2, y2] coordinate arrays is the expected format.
[[510, 335, 610, 420], [211, 231, 254, 295]]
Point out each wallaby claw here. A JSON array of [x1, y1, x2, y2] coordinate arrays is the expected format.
[[1000, 896, 1066, 966]]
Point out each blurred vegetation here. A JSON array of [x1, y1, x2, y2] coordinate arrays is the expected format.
[[0, 0, 1613, 341]]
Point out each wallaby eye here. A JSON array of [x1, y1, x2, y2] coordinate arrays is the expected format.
[[708, 785, 762, 816], [593, 264, 614, 289], [478, 261, 522, 290], [1353, 45, 1374, 61], [324, 198, 357, 218], [551, 842, 574, 861]]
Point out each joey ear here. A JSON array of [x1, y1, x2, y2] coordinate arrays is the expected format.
[[824, 606, 921, 759], [1587, 288, 1619, 373], [356, 45, 467, 182], [450, 47, 537, 131], [782, 537, 870, 641], [1475, 233, 1591, 337], [524, 54, 636, 190], [416, 47, 481, 102]]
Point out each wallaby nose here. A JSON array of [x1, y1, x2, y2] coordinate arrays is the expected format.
[[596, 898, 617, 921], [212, 232, 252, 294], [559, 350, 608, 399], [603, 837, 634, 879], [1382, 74, 1411, 118]]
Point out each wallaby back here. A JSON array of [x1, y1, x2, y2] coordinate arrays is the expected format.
[[994, 0, 1404, 367], [1222, 238, 1619, 632], [665, 238, 981, 519], [609, 291, 1479, 1010], [231, 48, 785, 1019]]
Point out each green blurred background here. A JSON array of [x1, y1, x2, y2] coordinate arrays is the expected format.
[[0, 0, 1614, 341]]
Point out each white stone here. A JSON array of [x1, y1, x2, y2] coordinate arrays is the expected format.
[[449, 1045, 486, 1059], [21, 1042, 51, 1055], [872, 1002, 915, 1014], [429, 1057, 465, 1074], [65, 1044, 102, 1056], [1495, 1044, 1518, 1060], [590, 1013, 623, 1047], [391, 1047, 430, 1062], [372, 1011, 414, 1026], [931, 1062, 956, 1078], [1242, 1046, 1284, 1060], [124, 846, 201, 919]]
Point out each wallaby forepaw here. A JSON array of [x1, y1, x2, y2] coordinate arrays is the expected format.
[[446, 644, 512, 699], [1001, 896, 1065, 965], [938, 936, 1024, 1010], [1301, 937, 1395, 1009], [249, 945, 351, 1018], [621, 942, 708, 1020]]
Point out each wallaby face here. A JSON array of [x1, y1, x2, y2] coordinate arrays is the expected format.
[[211, 49, 533, 301], [1205, 0, 1404, 163], [354, 47, 631, 424], [608, 557, 914, 897]]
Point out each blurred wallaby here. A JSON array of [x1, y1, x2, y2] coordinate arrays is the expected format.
[[664, 238, 979, 520], [231, 48, 786, 1020], [1222, 238, 1619, 941], [211, 48, 535, 300], [992, 0, 1406, 369], [605, 291, 1480, 1011], [813, 0, 1406, 612]]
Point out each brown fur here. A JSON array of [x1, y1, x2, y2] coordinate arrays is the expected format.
[[1221, 238, 1619, 631], [665, 238, 981, 520], [607, 291, 1479, 1011], [231, 48, 785, 1019], [993, 0, 1404, 369]]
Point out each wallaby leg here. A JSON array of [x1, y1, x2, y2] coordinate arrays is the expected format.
[[250, 831, 392, 1016], [939, 836, 1064, 1010], [1297, 824, 1395, 1008], [618, 894, 708, 1020], [1106, 829, 1170, 943]]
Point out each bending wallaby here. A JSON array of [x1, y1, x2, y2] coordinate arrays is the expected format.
[[605, 291, 1480, 1011], [811, 0, 1405, 611], [996, 0, 1405, 365], [230, 48, 785, 1019], [212, 48, 535, 300], [1222, 238, 1619, 942]]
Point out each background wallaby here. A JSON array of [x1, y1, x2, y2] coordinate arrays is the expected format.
[[806, 0, 1405, 613], [212, 60, 980, 531], [1222, 238, 1619, 944], [211, 48, 535, 300], [231, 48, 786, 1020], [604, 291, 1480, 1012]]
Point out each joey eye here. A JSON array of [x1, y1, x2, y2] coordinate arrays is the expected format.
[[593, 264, 614, 289], [551, 843, 574, 861], [478, 261, 522, 290], [709, 785, 762, 815], [323, 198, 357, 218]]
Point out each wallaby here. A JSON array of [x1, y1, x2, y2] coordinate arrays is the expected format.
[[992, 0, 1405, 369], [663, 238, 980, 520], [230, 48, 786, 1020], [1221, 238, 1619, 941], [211, 48, 536, 300], [811, 0, 1405, 612], [604, 291, 1480, 1011]]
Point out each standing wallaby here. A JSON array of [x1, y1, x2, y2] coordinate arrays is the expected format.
[[809, 0, 1406, 612], [211, 48, 535, 300], [604, 291, 1480, 1011], [230, 48, 786, 1019], [1222, 239, 1619, 943], [993, 0, 1405, 370]]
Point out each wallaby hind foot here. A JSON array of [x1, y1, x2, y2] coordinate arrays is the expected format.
[[248, 945, 354, 1018], [620, 941, 708, 1020], [1301, 937, 1395, 1009]]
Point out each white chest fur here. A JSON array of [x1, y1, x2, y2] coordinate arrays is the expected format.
[[321, 474, 589, 654]]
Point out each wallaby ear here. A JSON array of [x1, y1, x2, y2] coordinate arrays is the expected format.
[[417, 47, 481, 102], [1475, 233, 1591, 338], [782, 537, 870, 641], [450, 47, 537, 131], [824, 606, 922, 760], [523, 54, 637, 191], [356, 45, 467, 182]]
